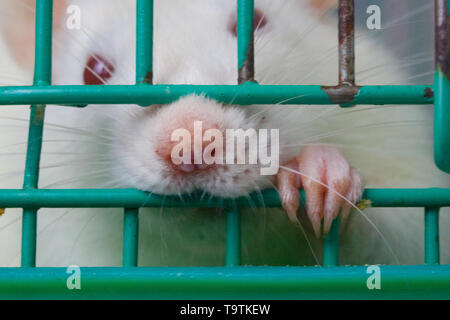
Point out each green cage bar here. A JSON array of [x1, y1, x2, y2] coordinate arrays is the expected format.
[[237, 0, 255, 84], [1, 188, 449, 209], [223, 0, 257, 267], [434, 0, 450, 173], [136, 0, 153, 85], [0, 0, 448, 299], [122, 0, 153, 268], [21, 0, 53, 268], [322, 218, 340, 267], [123, 208, 139, 267], [424, 207, 440, 265], [225, 201, 241, 266], [0, 84, 434, 106]]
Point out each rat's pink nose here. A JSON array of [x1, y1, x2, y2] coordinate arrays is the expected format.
[[173, 150, 212, 173], [151, 95, 233, 175]]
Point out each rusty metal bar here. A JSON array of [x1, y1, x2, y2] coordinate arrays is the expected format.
[[338, 0, 355, 85], [322, 0, 358, 106]]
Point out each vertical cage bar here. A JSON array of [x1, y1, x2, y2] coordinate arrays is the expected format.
[[322, 217, 340, 267], [136, 0, 154, 84], [434, 0, 450, 173], [225, 201, 241, 266], [21, 0, 53, 267], [123, 208, 139, 267], [230, 0, 249, 263], [338, 0, 355, 85], [237, 0, 255, 84], [425, 207, 440, 265]]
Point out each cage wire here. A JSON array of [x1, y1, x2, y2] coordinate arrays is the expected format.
[[0, 0, 448, 299]]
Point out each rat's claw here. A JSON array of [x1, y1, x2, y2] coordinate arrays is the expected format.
[[340, 168, 363, 220], [277, 160, 302, 223], [277, 145, 363, 238], [301, 161, 326, 237]]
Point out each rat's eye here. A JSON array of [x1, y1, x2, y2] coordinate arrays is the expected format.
[[83, 54, 115, 85], [230, 8, 268, 37]]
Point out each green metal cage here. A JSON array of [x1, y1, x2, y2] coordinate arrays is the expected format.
[[0, 0, 449, 299]]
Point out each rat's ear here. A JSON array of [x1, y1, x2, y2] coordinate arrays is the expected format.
[[305, 0, 338, 14], [0, 0, 66, 71]]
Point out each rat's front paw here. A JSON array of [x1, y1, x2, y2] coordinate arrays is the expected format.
[[277, 145, 363, 237]]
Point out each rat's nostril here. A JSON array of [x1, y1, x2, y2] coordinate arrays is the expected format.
[[196, 163, 210, 170], [175, 163, 212, 173], [177, 163, 196, 173], [179, 149, 195, 164], [172, 150, 213, 174], [152, 101, 225, 176]]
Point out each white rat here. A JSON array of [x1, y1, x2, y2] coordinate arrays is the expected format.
[[0, 0, 448, 267]]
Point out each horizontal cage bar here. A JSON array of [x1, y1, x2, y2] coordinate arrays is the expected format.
[[0, 0, 446, 300], [0, 266, 449, 299], [0, 188, 449, 209], [0, 84, 434, 106]]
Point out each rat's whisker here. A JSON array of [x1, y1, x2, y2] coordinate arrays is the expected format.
[[281, 118, 428, 139], [37, 208, 76, 235], [382, 72, 435, 85], [0, 150, 116, 158], [357, 54, 432, 77], [0, 116, 116, 142], [0, 73, 30, 83], [0, 216, 21, 233], [358, 59, 433, 83], [244, 93, 312, 124], [40, 169, 114, 189], [256, 3, 337, 77], [279, 140, 431, 152], [295, 218, 321, 267], [300, 104, 422, 127], [300, 120, 428, 144], [250, 178, 266, 215], [67, 212, 98, 263]]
